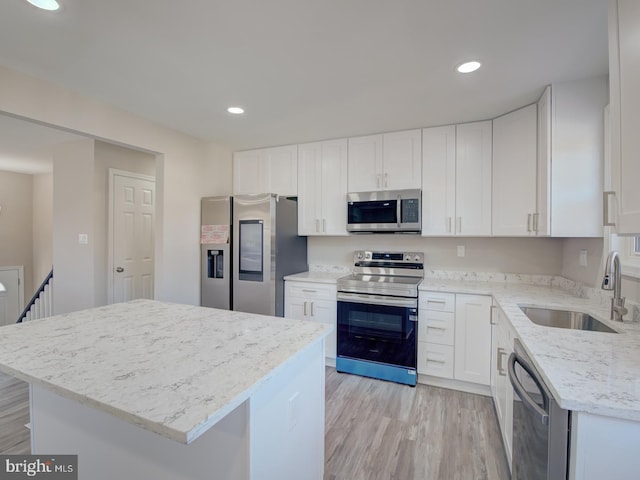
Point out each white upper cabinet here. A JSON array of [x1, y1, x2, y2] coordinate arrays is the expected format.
[[492, 104, 538, 236], [422, 122, 492, 236], [382, 129, 422, 190], [347, 134, 383, 192], [455, 121, 493, 236], [548, 77, 607, 237], [233, 145, 298, 196], [609, 0, 640, 234], [347, 130, 421, 192], [298, 139, 348, 236], [536, 86, 551, 236], [422, 125, 456, 235]]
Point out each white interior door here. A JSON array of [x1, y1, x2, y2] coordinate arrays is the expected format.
[[0, 267, 23, 326], [110, 171, 155, 303]]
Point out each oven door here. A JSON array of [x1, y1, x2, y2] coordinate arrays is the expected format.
[[337, 292, 417, 369]]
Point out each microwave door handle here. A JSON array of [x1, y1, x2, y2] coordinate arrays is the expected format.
[[397, 196, 401, 228], [507, 353, 550, 425]]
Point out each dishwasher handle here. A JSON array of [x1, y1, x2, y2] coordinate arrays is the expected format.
[[508, 352, 550, 426]]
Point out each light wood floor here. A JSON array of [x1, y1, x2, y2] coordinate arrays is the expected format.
[[0, 369, 510, 479], [0, 371, 30, 454]]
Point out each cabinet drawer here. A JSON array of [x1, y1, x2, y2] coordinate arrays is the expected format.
[[285, 281, 336, 301], [418, 310, 454, 346], [417, 342, 454, 378], [420, 292, 455, 312]]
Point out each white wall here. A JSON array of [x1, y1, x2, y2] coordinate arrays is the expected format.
[[309, 236, 564, 275], [0, 170, 33, 304], [32, 172, 53, 290], [0, 64, 228, 311], [52, 139, 97, 314]]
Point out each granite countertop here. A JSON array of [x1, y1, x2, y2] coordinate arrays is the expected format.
[[0, 299, 331, 444], [419, 279, 640, 422], [283, 271, 346, 284]]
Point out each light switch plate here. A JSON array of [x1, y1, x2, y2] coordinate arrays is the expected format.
[[579, 249, 588, 267], [78, 233, 89, 245]]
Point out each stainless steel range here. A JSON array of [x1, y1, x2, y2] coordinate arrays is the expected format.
[[336, 250, 424, 386]]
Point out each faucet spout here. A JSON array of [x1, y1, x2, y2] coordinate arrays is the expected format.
[[602, 251, 627, 321]]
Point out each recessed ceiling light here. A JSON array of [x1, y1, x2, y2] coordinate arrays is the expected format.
[[456, 61, 482, 74], [26, 0, 61, 11], [227, 107, 245, 115]]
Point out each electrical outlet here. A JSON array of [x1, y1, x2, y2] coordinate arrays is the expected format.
[[78, 233, 89, 245], [457, 245, 465, 257], [579, 249, 588, 267]]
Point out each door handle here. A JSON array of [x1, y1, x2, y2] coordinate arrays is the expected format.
[[303, 301, 307, 316], [116, 267, 124, 273]]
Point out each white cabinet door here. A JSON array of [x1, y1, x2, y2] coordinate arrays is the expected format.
[[320, 139, 348, 235], [455, 122, 492, 236], [233, 145, 297, 196], [285, 296, 307, 321], [298, 139, 348, 236], [347, 134, 383, 192], [454, 294, 492, 385], [422, 125, 456, 236], [536, 86, 551, 236], [492, 104, 538, 236], [382, 129, 422, 190], [266, 145, 298, 196], [309, 298, 337, 360], [233, 150, 265, 195], [609, 0, 640, 234], [298, 142, 322, 235]]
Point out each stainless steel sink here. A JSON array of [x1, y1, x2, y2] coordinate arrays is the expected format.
[[519, 306, 618, 333]]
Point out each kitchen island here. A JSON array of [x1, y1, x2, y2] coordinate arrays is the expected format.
[[0, 299, 331, 480]]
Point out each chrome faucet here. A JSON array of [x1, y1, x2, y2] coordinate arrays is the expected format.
[[601, 251, 628, 322]]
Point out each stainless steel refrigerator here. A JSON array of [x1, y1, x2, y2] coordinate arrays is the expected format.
[[201, 194, 307, 316]]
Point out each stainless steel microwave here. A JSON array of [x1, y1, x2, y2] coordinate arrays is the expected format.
[[347, 189, 421, 233]]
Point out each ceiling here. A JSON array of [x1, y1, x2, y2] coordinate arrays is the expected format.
[[0, 0, 609, 168]]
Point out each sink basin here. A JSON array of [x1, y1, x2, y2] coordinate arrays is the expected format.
[[519, 306, 617, 333]]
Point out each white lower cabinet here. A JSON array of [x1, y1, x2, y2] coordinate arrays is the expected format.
[[490, 305, 515, 471], [284, 281, 336, 361], [418, 292, 492, 387]]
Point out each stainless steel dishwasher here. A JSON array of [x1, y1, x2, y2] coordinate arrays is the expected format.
[[508, 339, 570, 480]]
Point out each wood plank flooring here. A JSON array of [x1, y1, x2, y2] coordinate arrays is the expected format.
[[0, 371, 30, 454], [325, 367, 510, 480], [0, 369, 510, 480]]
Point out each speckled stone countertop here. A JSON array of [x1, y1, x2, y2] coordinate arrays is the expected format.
[[419, 279, 640, 422], [284, 271, 346, 284], [0, 299, 331, 444]]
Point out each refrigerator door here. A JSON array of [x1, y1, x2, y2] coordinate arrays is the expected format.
[[233, 194, 275, 315], [201, 196, 232, 309]]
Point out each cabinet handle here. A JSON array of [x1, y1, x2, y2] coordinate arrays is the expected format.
[[447, 217, 452, 234], [315, 219, 320, 233], [310, 302, 314, 317], [384, 172, 389, 188], [603, 191, 616, 227], [457, 217, 462, 234], [527, 214, 532, 232], [376, 174, 381, 188], [302, 289, 317, 293], [427, 325, 446, 330], [490, 305, 497, 325], [533, 213, 539, 233], [426, 299, 446, 304], [303, 301, 307, 316], [322, 219, 326, 233], [426, 357, 446, 365], [497, 348, 507, 376]]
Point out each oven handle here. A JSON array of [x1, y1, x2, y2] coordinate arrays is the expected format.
[[337, 292, 417, 309], [507, 352, 549, 426]]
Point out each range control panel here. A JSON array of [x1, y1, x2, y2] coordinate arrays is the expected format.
[[353, 250, 424, 264]]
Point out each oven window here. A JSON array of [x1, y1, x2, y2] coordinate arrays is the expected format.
[[337, 301, 416, 368], [348, 200, 398, 224]]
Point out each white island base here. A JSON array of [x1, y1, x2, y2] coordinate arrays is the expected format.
[[29, 341, 325, 480]]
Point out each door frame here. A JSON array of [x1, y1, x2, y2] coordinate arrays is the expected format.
[[0, 265, 25, 320], [107, 169, 156, 304]]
